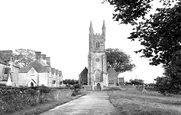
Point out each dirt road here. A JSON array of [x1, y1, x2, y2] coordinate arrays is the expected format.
[[39, 91, 119, 115]]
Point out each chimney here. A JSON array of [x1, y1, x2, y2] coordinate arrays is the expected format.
[[59, 71, 62, 76], [51, 68, 55, 74], [41, 54, 46, 60], [35, 51, 41, 60], [55, 69, 58, 75], [45, 57, 51, 66]]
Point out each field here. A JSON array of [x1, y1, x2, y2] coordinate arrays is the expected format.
[[108, 88, 181, 115]]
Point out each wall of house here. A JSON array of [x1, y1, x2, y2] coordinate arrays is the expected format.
[[11, 66, 20, 86], [18, 68, 38, 86], [48, 72, 52, 87], [0, 63, 6, 81], [51, 73, 56, 87], [39, 73, 49, 86], [56, 74, 60, 87], [0, 64, 6, 74]]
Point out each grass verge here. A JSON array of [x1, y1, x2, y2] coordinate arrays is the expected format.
[[9, 94, 85, 115], [108, 90, 181, 115]]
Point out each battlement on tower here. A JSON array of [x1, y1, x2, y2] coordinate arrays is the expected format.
[[93, 33, 102, 39]]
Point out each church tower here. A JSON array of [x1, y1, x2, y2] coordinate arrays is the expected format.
[[88, 20, 108, 90]]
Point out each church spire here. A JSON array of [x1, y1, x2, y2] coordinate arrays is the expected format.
[[89, 20, 94, 34], [102, 20, 106, 36]]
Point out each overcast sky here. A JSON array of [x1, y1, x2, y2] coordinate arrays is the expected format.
[[0, 0, 164, 83]]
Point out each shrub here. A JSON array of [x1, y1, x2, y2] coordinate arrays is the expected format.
[[38, 86, 51, 94]]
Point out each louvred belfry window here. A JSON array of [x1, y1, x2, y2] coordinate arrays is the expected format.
[[96, 42, 100, 48]]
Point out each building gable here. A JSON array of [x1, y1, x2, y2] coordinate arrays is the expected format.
[[28, 67, 38, 74], [108, 68, 118, 78], [79, 67, 88, 85]]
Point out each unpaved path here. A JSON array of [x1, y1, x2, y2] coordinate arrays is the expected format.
[[39, 91, 119, 115]]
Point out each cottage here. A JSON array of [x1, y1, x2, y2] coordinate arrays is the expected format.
[[18, 51, 63, 87]]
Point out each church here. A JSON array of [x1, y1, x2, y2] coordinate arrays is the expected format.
[[88, 20, 109, 90]]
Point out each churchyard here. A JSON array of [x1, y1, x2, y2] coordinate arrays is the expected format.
[[108, 86, 181, 115]]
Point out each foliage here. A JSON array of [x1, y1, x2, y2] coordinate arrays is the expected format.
[[104, 0, 153, 25], [104, 0, 180, 66], [14, 48, 35, 68], [63, 79, 79, 85], [0, 86, 72, 114], [106, 48, 135, 73], [105, 0, 181, 95], [129, 2, 181, 66], [129, 79, 144, 85], [154, 50, 181, 95]]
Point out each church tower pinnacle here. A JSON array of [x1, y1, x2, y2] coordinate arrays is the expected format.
[[102, 20, 106, 37], [89, 20, 94, 34]]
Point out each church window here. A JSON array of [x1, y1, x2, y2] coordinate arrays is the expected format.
[[95, 70, 103, 82], [96, 42, 100, 48]]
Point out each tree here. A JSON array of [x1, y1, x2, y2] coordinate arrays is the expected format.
[[63, 79, 78, 85], [105, 0, 180, 66], [106, 48, 135, 73], [129, 2, 181, 66], [130, 79, 144, 85], [105, 0, 181, 94], [13, 49, 35, 68], [155, 50, 181, 95], [104, 0, 153, 25]]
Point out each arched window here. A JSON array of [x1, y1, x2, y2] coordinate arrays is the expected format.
[[96, 42, 100, 48], [95, 70, 103, 82]]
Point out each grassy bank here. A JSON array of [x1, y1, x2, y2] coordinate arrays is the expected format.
[[108, 89, 181, 115], [9, 94, 85, 115]]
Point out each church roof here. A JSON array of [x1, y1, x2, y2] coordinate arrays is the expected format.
[[80, 67, 88, 76], [19, 60, 49, 73]]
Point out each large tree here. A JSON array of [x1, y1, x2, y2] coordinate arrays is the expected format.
[[129, 2, 181, 66], [105, 0, 180, 66], [155, 50, 181, 95], [105, 0, 181, 94], [106, 48, 135, 73], [104, 0, 153, 25], [13, 48, 35, 68]]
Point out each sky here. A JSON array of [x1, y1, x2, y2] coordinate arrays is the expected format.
[[0, 0, 165, 83]]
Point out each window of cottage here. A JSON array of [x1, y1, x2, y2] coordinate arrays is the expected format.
[[3, 68, 10, 74], [52, 80, 56, 84]]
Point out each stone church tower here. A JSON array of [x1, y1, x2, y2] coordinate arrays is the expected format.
[[88, 20, 108, 90]]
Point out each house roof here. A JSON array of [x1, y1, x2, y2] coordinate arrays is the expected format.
[[19, 60, 49, 73], [0, 58, 7, 65], [108, 68, 118, 75]]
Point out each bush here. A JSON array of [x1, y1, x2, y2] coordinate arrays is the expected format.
[[38, 86, 51, 94], [155, 76, 181, 95]]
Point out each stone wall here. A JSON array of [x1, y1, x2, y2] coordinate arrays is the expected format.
[[0, 86, 73, 114]]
